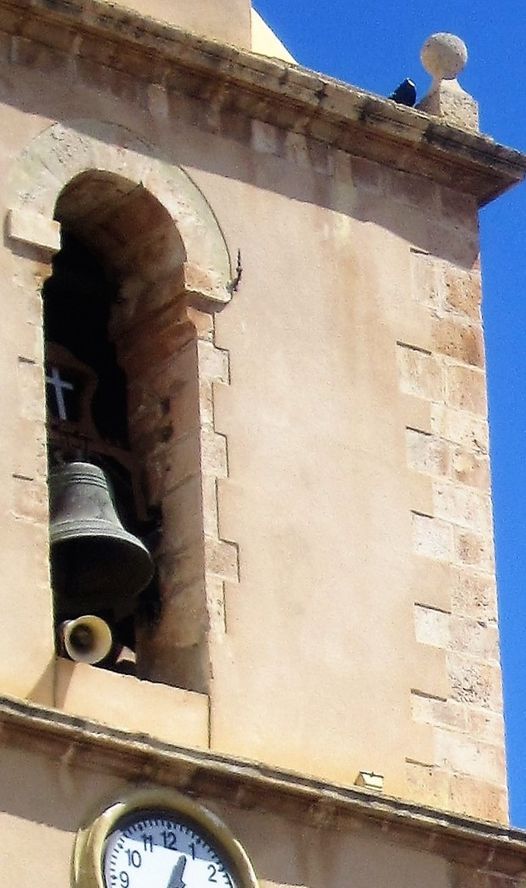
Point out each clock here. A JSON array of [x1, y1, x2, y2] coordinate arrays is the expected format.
[[73, 788, 259, 888]]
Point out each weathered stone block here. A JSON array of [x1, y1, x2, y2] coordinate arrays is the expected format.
[[450, 447, 489, 489], [405, 760, 449, 808], [406, 428, 450, 477], [398, 344, 445, 401], [350, 156, 383, 191], [412, 644, 451, 701], [283, 131, 309, 169], [219, 107, 252, 146], [401, 394, 432, 434], [411, 251, 442, 311], [431, 404, 488, 451], [449, 616, 499, 663], [11, 476, 48, 524], [446, 364, 487, 415], [158, 542, 205, 589], [418, 68, 479, 130], [146, 83, 169, 118], [7, 208, 61, 254], [17, 359, 45, 423], [439, 187, 478, 230], [157, 580, 208, 647], [333, 148, 352, 181], [164, 385, 202, 439], [11, 418, 47, 480], [411, 692, 467, 731], [164, 433, 202, 489], [75, 55, 144, 107], [252, 119, 280, 156], [452, 863, 491, 888], [451, 572, 495, 620], [202, 475, 219, 538], [467, 709, 505, 746], [449, 774, 507, 823], [162, 476, 204, 551], [433, 482, 492, 533], [412, 513, 453, 561], [448, 653, 503, 711], [414, 604, 450, 648], [435, 728, 505, 783], [443, 268, 482, 321], [197, 339, 230, 382], [182, 307, 214, 342], [205, 537, 239, 582], [199, 379, 216, 428], [387, 169, 439, 209], [454, 528, 494, 572], [201, 430, 228, 479], [432, 318, 484, 368], [411, 558, 452, 612], [11, 34, 69, 74]]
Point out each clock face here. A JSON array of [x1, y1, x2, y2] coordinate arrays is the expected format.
[[103, 811, 240, 888]]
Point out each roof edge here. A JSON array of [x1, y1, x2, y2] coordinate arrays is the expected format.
[[2, 694, 526, 874], [1, 0, 526, 204]]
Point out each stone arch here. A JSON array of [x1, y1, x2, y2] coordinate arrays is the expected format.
[[6, 120, 238, 698], [6, 119, 233, 307]]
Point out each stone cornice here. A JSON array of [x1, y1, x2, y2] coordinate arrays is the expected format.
[[1, 0, 526, 204], [2, 695, 526, 874]]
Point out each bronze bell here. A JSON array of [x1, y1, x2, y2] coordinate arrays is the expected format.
[[49, 461, 154, 620]]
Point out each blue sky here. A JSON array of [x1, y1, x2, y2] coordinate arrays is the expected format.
[[253, 1, 526, 826]]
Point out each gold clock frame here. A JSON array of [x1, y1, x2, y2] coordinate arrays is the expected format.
[[72, 787, 260, 888]]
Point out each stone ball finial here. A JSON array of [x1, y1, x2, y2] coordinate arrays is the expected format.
[[421, 33, 468, 81]]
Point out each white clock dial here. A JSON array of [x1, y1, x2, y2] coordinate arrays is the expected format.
[[103, 813, 240, 888]]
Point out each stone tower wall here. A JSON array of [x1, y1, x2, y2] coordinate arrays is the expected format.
[[0, 0, 522, 833]]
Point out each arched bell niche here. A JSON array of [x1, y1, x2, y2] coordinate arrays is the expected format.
[[43, 169, 218, 694], [4, 121, 235, 709]]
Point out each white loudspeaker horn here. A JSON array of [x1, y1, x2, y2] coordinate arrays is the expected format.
[[59, 615, 113, 665]]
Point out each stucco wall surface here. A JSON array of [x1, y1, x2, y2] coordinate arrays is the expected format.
[[0, 744, 453, 888], [104, 0, 252, 47]]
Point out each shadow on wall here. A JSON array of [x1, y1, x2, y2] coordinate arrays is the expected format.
[[0, 745, 449, 888], [27, 659, 56, 706], [0, 744, 125, 832], [0, 64, 478, 271], [210, 801, 451, 888]]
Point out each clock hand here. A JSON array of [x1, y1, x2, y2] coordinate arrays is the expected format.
[[167, 855, 187, 888]]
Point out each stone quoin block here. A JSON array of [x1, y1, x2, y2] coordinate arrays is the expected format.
[[443, 268, 482, 321], [454, 528, 495, 572], [397, 344, 445, 401], [432, 482, 492, 534], [406, 427, 450, 477], [448, 654, 503, 711], [414, 604, 450, 648], [412, 512, 453, 561], [446, 364, 487, 415], [431, 404, 488, 451], [7, 209, 61, 254], [450, 446, 489, 488], [432, 318, 484, 368], [450, 567, 498, 621]]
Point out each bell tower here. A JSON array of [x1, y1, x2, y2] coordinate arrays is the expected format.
[[109, 0, 253, 48], [1, 4, 526, 888]]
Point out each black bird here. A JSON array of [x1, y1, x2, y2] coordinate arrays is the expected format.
[[389, 78, 417, 107]]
